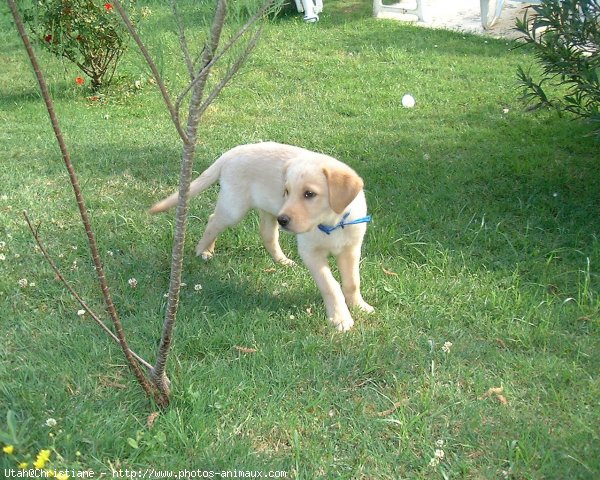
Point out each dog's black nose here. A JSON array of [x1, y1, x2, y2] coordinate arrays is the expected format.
[[277, 215, 290, 228]]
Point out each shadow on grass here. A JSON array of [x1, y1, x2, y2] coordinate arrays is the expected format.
[[360, 104, 599, 309]]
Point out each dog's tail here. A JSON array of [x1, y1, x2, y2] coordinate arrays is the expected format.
[[149, 154, 227, 214]]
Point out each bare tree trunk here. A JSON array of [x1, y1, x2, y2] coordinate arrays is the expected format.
[[113, 0, 272, 405], [149, 0, 228, 400], [11, 0, 272, 408]]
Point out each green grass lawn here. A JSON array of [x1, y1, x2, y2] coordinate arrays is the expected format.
[[1, 0, 599, 477]]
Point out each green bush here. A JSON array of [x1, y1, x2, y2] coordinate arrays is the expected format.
[[24, 0, 136, 91], [516, 0, 600, 134]]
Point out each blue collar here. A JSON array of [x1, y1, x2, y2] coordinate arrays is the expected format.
[[318, 212, 372, 235]]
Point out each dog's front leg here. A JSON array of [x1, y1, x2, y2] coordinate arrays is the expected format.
[[300, 249, 354, 332], [259, 210, 296, 266], [336, 246, 374, 314]]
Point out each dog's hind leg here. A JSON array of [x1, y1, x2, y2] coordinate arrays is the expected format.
[[194, 213, 220, 260], [195, 197, 249, 260], [259, 210, 295, 266]]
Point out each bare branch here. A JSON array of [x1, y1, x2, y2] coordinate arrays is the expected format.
[[208, 0, 274, 75], [151, 2, 274, 399], [11, 0, 272, 409], [151, 0, 228, 388], [23, 212, 153, 372], [7, 0, 160, 405], [169, 0, 195, 79], [111, 0, 189, 145], [196, 25, 264, 119], [176, 0, 273, 117]]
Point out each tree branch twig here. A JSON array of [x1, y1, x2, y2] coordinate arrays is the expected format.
[[150, 0, 229, 390], [112, 0, 189, 144], [7, 0, 161, 406], [196, 25, 264, 119], [23, 211, 154, 372], [169, 0, 195, 80], [175, 0, 273, 119]]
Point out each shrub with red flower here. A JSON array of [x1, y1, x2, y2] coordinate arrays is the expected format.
[[75, 76, 85, 85], [23, 0, 137, 91]]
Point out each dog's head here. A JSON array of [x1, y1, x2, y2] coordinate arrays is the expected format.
[[277, 156, 364, 234]]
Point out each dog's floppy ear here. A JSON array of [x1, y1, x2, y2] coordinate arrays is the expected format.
[[323, 164, 364, 214]]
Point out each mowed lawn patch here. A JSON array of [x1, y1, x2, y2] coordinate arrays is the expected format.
[[1, 1, 598, 477]]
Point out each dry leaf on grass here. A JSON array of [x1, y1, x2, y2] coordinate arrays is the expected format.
[[65, 383, 78, 396], [147, 411, 159, 429], [479, 386, 508, 405], [234, 345, 258, 354], [376, 400, 407, 417], [479, 387, 504, 399], [382, 267, 398, 276], [98, 376, 127, 390]]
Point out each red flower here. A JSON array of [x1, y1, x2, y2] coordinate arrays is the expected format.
[[75, 76, 85, 85], [104, 3, 113, 11], [44, 34, 52, 43]]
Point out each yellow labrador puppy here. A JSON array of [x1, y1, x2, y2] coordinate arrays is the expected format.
[[150, 142, 373, 331]]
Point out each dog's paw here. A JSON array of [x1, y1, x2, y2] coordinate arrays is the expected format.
[[358, 301, 375, 314], [197, 248, 213, 261], [329, 316, 354, 332], [277, 257, 296, 267]]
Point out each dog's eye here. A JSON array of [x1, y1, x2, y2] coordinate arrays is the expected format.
[[304, 191, 316, 199]]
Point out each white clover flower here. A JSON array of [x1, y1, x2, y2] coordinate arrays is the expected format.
[[0, 241, 5, 250], [0, 254, 5, 261], [77, 309, 86, 317], [128, 278, 138, 288], [18, 278, 28, 288], [45, 418, 57, 427], [435, 449, 445, 459], [194, 284, 203, 291], [442, 341, 453, 353]]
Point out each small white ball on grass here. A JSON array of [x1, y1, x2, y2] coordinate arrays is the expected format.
[[402, 94, 416, 108]]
